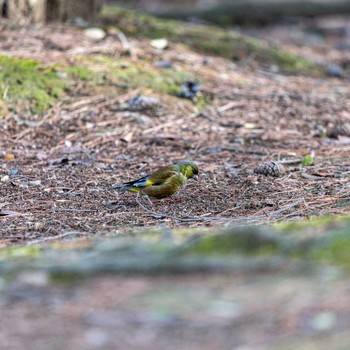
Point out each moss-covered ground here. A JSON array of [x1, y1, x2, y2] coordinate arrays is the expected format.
[[0, 55, 67, 114]]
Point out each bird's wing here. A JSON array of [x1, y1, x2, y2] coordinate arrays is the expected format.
[[147, 167, 178, 186], [123, 175, 150, 188], [142, 171, 184, 198], [121, 166, 176, 189]]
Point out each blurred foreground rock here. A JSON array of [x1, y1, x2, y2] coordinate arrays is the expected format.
[[1, 217, 350, 276], [1, 218, 350, 349]]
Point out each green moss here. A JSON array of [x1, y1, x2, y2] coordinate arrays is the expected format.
[[0, 55, 67, 114], [66, 65, 94, 80], [273, 216, 350, 270], [49, 271, 84, 283], [183, 228, 283, 256], [0, 245, 41, 260], [101, 6, 319, 74], [194, 94, 209, 110], [81, 55, 197, 95], [311, 233, 350, 270], [273, 216, 335, 232]]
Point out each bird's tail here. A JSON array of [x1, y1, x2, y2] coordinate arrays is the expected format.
[[110, 176, 149, 192], [109, 185, 140, 193], [108, 186, 126, 191], [109, 185, 127, 191]]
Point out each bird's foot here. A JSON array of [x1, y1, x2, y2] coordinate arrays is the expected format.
[[162, 197, 181, 203], [135, 193, 153, 211]]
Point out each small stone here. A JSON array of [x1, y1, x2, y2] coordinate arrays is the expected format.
[[244, 123, 257, 129], [7, 169, 18, 176], [325, 64, 344, 78], [29, 180, 41, 186], [150, 38, 168, 50], [310, 312, 336, 331], [84, 28, 106, 41], [86, 122, 95, 129], [65, 140, 73, 147], [36, 151, 48, 160], [154, 60, 173, 69], [34, 222, 45, 230], [56, 71, 68, 79], [1, 175, 9, 182]]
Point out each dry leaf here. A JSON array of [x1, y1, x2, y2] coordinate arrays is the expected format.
[[4, 153, 14, 161]]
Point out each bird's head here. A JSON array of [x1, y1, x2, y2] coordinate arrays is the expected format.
[[177, 160, 199, 179]]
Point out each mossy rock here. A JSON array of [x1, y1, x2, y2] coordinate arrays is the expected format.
[[2, 217, 350, 277]]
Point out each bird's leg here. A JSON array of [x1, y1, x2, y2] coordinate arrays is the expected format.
[[136, 192, 150, 211], [135, 192, 154, 211], [143, 195, 154, 206]]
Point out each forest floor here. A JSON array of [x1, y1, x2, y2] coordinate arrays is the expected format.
[[1, 15, 350, 243], [1, 12, 350, 349]]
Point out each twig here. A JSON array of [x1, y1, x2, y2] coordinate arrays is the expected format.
[[217, 101, 246, 113], [49, 209, 98, 213], [115, 30, 136, 59], [301, 172, 324, 180], [2, 84, 9, 100], [279, 159, 302, 165], [26, 231, 86, 245], [267, 197, 306, 218]]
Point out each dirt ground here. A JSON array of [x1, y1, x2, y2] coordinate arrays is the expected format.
[[1, 17, 350, 244], [1, 13, 350, 349]]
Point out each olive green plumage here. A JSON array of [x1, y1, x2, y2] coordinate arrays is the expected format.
[[110, 160, 199, 199]]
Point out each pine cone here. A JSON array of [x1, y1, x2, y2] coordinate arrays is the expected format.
[[254, 161, 285, 177], [327, 122, 350, 138]]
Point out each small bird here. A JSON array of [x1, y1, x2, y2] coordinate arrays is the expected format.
[[110, 160, 199, 200]]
